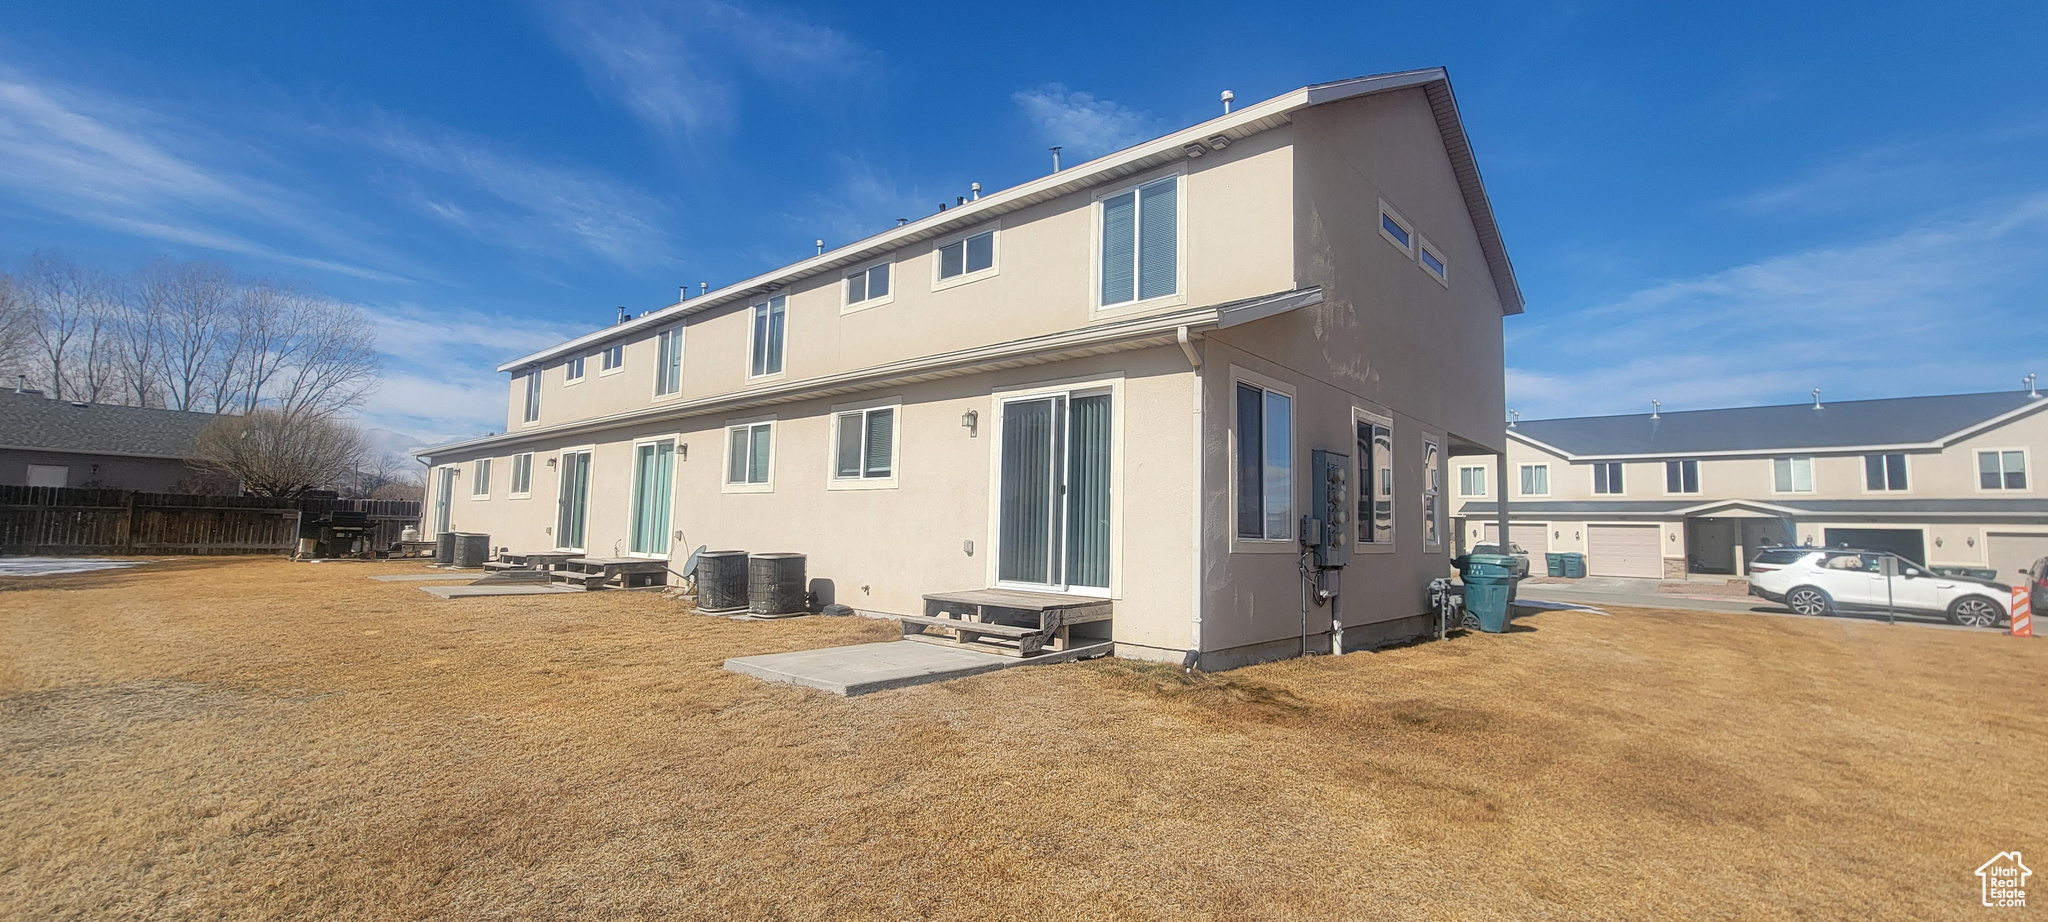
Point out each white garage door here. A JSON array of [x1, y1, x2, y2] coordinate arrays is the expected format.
[[1482, 522, 1549, 558], [1987, 533, 2048, 585], [1588, 524, 1663, 578]]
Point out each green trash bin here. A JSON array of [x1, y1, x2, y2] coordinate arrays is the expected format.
[[1456, 553, 1521, 633], [1545, 553, 1565, 577], [1561, 553, 1586, 579]]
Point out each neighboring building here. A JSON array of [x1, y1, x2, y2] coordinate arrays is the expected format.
[[416, 69, 1523, 669], [1453, 390, 2048, 582], [0, 390, 222, 492]]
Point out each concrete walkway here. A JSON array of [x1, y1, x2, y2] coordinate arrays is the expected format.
[[420, 584, 582, 599], [725, 639, 1111, 696], [370, 572, 478, 582]]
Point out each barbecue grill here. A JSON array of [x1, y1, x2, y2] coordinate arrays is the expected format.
[[300, 508, 374, 559]]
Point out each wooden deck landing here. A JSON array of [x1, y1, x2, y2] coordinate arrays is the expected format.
[[907, 588, 1112, 657]]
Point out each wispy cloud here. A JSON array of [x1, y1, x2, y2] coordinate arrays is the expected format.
[[1012, 84, 1153, 160], [535, 0, 877, 139], [1508, 194, 2048, 419], [358, 302, 590, 444]]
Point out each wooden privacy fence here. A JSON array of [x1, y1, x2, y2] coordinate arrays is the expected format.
[[0, 486, 421, 556]]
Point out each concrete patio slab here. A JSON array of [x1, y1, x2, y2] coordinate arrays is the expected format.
[[725, 640, 1111, 696], [371, 573, 478, 582], [420, 584, 582, 599]]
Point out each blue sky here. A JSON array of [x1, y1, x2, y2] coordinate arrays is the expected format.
[[3, 1, 2045, 447]]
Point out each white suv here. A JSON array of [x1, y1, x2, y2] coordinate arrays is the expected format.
[[1748, 549, 2011, 628]]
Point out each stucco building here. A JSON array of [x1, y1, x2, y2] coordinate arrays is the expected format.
[[416, 69, 1523, 668]]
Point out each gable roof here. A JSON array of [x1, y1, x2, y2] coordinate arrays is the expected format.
[[1511, 391, 2048, 460], [498, 67, 1520, 373], [0, 391, 219, 460]]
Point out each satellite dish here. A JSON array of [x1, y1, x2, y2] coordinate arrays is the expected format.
[[680, 545, 708, 578]]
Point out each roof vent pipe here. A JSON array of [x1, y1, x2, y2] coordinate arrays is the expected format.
[[679, 285, 687, 301], [956, 196, 966, 206], [1508, 410, 1519, 429], [897, 217, 908, 226], [815, 239, 824, 255], [13, 375, 23, 394], [1811, 388, 1823, 410], [2027, 373, 2039, 398], [1650, 399, 1661, 420], [616, 306, 629, 325], [1049, 146, 1062, 172], [699, 282, 708, 296], [1221, 89, 1234, 114], [971, 182, 981, 200], [938, 202, 947, 212]]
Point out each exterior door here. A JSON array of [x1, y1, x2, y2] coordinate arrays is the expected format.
[[996, 392, 1111, 592], [556, 449, 592, 551], [629, 440, 675, 556], [432, 466, 454, 534], [1587, 524, 1663, 578]]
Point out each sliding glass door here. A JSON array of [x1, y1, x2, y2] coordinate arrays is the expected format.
[[432, 466, 453, 534], [629, 440, 675, 556], [556, 449, 592, 551], [996, 391, 1111, 592]]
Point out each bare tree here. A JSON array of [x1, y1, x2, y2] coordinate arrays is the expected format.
[[0, 271, 31, 385], [271, 294, 380, 419], [189, 408, 368, 498], [151, 258, 237, 412], [115, 269, 167, 407]]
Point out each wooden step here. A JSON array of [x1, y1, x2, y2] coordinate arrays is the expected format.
[[894, 613, 1038, 638]]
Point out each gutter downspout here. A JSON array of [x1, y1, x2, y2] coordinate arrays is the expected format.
[[1181, 326, 1204, 671]]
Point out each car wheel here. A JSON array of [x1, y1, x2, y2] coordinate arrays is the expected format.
[[1947, 595, 2003, 628], [1785, 586, 1831, 616]]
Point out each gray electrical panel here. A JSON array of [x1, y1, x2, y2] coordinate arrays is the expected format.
[[1302, 448, 1352, 568]]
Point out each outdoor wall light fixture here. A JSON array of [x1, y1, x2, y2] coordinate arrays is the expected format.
[[546, 457, 557, 469], [679, 443, 688, 461], [1935, 537, 1944, 548], [960, 409, 978, 436], [1967, 535, 1976, 548]]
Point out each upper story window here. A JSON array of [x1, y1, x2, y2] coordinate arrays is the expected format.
[[1773, 456, 1813, 493], [1592, 461, 1624, 494], [565, 355, 584, 382], [1864, 453, 1908, 491], [1100, 176, 1178, 307], [833, 406, 896, 482], [1417, 236, 1449, 286], [522, 371, 540, 423], [1234, 381, 1292, 541], [844, 262, 891, 308], [654, 327, 683, 397], [1519, 464, 1549, 496], [749, 296, 786, 379], [510, 453, 533, 496], [471, 458, 492, 496], [600, 344, 624, 374], [1379, 201, 1415, 256], [1979, 450, 2029, 491], [1459, 465, 1487, 497], [1665, 459, 1700, 494], [1358, 416, 1393, 545], [935, 230, 997, 285]]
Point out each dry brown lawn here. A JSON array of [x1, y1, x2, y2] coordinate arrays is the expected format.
[[1, 557, 2042, 920]]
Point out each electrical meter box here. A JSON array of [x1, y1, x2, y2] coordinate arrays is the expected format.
[[1303, 448, 1351, 568]]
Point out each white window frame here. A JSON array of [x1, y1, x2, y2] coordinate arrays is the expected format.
[[1592, 461, 1625, 495], [842, 257, 896, 312], [625, 434, 681, 559], [747, 295, 788, 382], [652, 326, 684, 398], [1229, 367, 1296, 552], [1772, 456, 1814, 494], [1519, 463, 1550, 497], [509, 452, 533, 499], [552, 445, 596, 552], [722, 414, 776, 493], [826, 397, 901, 491], [1416, 234, 1449, 287], [599, 343, 625, 376], [564, 354, 585, 384], [1354, 406, 1396, 555], [1459, 464, 1488, 497], [471, 458, 492, 498], [1378, 199, 1416, 257], [1861, 452, 1911, 494], [931, 224, 1001, 292], [1092, 169, 1188, 316], [1664, 458, 1701, 495], [982, 372, 1127, 598], [1976, 448, 2031, 493], [521, 371, 541, 425], [1421, 436, 1443, 552]]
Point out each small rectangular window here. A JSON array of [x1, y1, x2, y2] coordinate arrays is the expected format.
[[833, 407, 896, 480], [1234, 382, 1292, 540], [1864, 453, 1908, 491], [565, 356, 584, 381], [1100, 177, 1178, 307], [1417, 236, 1448, 285], [1773, 456, 1813, 493], [1459, 465, 1487, 497], [937, 231, 996, 281], [1357, 418, 1393, 545], [750, 296, 786, 378], [1593, 461, 1624, 494], [522, 372, 541, 423], [1665, 459, 1700, 494], [654, 328, 683, 396], [727, 422, 773, 485], [1979, 450, 2028, 490], [845, 263, 891, 305], [510, 453, 533, 495], [601, 344, 624, 372], [1520, 464, 1549, 496], [1379, 202, 1414, 254], [472, 458, 492, 496]]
